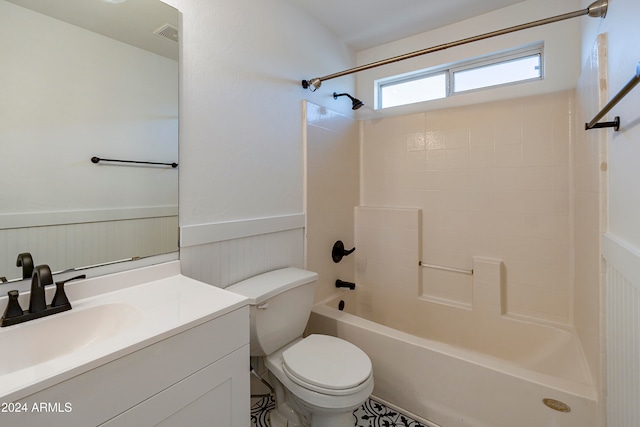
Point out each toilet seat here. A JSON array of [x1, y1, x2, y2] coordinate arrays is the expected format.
[[281, 334, 372, 396]]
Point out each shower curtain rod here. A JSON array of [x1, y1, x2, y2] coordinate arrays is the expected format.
[[301, 0, 608, 91]]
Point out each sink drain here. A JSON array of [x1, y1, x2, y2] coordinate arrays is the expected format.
[[542, 398, 571, 413]]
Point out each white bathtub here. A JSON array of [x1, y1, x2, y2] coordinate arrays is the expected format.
[[307, 291, 597, 427]]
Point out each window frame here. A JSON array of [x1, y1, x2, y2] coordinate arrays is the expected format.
[[378, 71, 449, 109], [376, 44, 544, 110]]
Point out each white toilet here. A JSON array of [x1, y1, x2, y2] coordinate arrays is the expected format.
[[227, 267, 374, 427]]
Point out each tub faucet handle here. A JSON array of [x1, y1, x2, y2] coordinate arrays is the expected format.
[[332, 240, 356, 263]]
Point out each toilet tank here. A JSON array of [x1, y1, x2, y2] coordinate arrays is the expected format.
[[226, 267, 318, 357]]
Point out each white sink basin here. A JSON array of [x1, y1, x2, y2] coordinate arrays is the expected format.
[[0, 262, 248, 402], [0, 303, 142, 375]]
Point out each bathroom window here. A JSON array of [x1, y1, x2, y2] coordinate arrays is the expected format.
[[379, 72, 447, 109], [377, 44, 543, 109]]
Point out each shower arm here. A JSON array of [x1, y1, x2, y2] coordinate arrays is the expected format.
[[301, 0, 608, 90]]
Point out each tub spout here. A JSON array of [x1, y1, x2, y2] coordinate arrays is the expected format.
[[336, 279, 356, 290]]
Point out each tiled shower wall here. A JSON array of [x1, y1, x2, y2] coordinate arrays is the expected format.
[[305, 102, 360, 303], [572, 34, 607, 406], [361, 92, 572, 323]]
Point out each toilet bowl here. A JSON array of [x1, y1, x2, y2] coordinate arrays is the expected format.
[[226, 268, 373, 427], [266, 335, 374, 427]]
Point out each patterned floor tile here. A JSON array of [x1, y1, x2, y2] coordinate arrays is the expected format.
[[251, 395, 275, 427], [354, 398, 399, 426], [391, 412, 427, 427], [250, 395, 426, 427]]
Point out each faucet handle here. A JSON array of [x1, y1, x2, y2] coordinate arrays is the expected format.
[[51, 275, 84, 308], [51, 282, 70, 308], [2, 290, 24, 319]]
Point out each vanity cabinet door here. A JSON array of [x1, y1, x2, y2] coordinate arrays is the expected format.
[[2, 306, 249, 427], [102, 345, 250, 427]]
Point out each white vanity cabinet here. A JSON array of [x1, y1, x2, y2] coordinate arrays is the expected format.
[[0, 264, 250, 427], [101, 306, 250, 427], [4, 306, 249, 427]]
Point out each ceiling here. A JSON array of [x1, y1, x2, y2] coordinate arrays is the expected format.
[[7, 0, 526, 60], [291, 0, 526, 51], [6, 0, 178, 60]]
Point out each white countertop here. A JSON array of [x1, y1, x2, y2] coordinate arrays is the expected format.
[[0, 262, 248, 402]]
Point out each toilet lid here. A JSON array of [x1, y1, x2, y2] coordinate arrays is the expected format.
[[282, 334, 372, 391]]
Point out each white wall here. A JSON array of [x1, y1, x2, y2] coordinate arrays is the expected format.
[[162, 0, 356, 228], [581, 0, 640, 248], [579, 0, 640, 425], [161, 0, 358, 284], [355, 0, 581, 117]]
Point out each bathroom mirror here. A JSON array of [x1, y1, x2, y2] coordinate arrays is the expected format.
[[0, 0, 179, 283]]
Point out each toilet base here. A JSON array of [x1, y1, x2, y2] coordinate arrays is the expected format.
[[268, 397, 355, 427], [269, 407, 302, 427], [268, 371, 364, 427], [309, 411, 354, 427]]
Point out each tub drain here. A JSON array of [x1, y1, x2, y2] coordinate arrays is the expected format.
[[338, 300, 345, 311], [542, 398, 571, 413]]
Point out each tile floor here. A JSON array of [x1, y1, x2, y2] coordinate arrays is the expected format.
[[250, 395, 427, 427]]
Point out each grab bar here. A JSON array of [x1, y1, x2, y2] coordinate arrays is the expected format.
[[91, 157, 178, 168], [419, 261, 473, 275], [585, 61, 640, 131]]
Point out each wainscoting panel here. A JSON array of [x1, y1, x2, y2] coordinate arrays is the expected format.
[[602, 234, 640, 427], [0, 215, 178, 281], [180, 228, 304, 289]]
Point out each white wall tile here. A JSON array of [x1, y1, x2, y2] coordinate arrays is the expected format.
[[494, 144, 522, 168], [305, 103, 359, 303], [361, 92, 573, 323]]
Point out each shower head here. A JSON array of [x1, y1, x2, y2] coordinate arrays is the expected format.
[[333, 92, 364, 110]]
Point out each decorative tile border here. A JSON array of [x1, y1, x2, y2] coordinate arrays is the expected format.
[[251, 396, 426, 427]]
